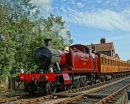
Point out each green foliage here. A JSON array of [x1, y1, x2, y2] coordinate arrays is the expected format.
[[0, 0, 73, 80], [127, 60, 130, 62], [0, 82, 6, 92]]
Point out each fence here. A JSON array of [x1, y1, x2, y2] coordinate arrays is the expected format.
[[8, 77, 24, 90]]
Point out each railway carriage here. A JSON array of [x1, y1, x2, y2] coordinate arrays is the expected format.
[[15, 39, 130, 94]]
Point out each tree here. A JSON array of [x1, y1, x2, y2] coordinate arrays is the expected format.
[[0, 0, 40, 76], [0, 0, 16, 77], [127, 60, 130, 62], [42, 14, 73, 47], [0, 0, 73, 79]]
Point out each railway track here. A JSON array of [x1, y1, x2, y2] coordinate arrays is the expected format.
[[1, 76, 130, 104], [0, 92, 28, 103], [58, 77, 130, 104]]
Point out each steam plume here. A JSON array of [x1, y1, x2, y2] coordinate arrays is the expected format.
[[30, 0, 52, 12]]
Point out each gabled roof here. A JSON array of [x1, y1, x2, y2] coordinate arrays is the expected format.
[[87, 38, 119, 58], [94, 42, 115, 52]]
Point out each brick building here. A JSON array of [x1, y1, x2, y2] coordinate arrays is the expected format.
[[88, 38, 120, 59]]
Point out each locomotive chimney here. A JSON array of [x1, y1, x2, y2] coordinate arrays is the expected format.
[[44, 38, 52, 47]]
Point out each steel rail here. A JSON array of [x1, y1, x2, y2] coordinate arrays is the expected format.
[[0, 94, 27, 103], [58, 76, 130, 104], [1, 76, 129, 104], [96, 83, 130, 104], [17, 95, 52, 104]]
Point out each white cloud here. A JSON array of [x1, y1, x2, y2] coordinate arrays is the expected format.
[[107, 34, 130, 42], [29, 0, 130, 32], [61, 8, 130, 32], [30, 0, 52, 12], [77, 2, 84, 8], [71, 0, 75, 4]]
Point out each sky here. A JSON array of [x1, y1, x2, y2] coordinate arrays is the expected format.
[[30, 0, 130, 61]]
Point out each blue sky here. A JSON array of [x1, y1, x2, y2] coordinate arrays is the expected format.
[[30, 0, 130, 61]]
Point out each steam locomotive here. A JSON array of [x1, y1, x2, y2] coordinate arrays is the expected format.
[[15, 39, 130, 94]]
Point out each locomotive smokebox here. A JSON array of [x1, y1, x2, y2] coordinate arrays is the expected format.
[[44, 38, 52, 47]]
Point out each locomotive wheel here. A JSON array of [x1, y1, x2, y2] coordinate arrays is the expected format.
[[80, 76, 87, 87], [74, 79, 80, 88], [85, 76, 90, 85], [69, 74, 74, 89], [28, 84, 36, 95], [64, 86, 68, 90], [112, 74, 116, 79], [68, 84, 73, 89], [29, 88, 35, 95], [47, 82, 57, 94], [100, 76, 105, 82]]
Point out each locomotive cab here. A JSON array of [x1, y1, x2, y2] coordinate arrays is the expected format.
[[89, 48, 96, 58]]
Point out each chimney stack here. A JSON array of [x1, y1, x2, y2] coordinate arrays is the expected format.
[[44, 38, 52, 47], [100, 38, 106, 44]]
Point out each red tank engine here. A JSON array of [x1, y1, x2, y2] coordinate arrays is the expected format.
[[15, 38, 130, 94]]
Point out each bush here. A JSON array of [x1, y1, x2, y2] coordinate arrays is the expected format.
[[0, 81, 6, 92]]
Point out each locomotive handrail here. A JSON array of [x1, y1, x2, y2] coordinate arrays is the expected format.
[[70, 47, 74, 68]]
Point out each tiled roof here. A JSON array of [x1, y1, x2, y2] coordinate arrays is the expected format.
[[89, 42, 115, 52]]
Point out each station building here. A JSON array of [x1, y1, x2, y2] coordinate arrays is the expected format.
[[88, 38, 120, 59]]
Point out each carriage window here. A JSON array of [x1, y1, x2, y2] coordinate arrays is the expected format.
[[73, 47, 79, 52]]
